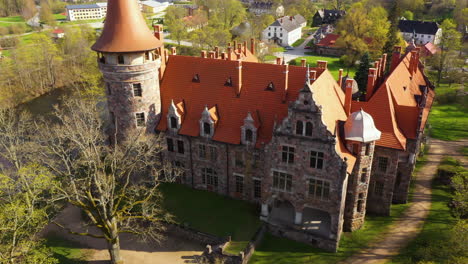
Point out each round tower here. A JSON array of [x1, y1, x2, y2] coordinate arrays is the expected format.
[[92, 0, 164, 141]]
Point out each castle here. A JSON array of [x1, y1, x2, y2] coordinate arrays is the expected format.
[[92, 0, 434, 251]]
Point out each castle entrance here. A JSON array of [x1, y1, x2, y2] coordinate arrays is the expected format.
[[269, 199, 295, 225], [301, 207, 331, 238]]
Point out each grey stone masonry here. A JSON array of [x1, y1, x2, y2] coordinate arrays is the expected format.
[[99, 51, 161, 140]]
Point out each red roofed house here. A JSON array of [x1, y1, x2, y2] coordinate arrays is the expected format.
[[92, 0, 434, 252], [52, 28, 65, 39], [315, 33, 344, 56]]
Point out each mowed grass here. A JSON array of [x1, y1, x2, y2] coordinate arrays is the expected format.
[[250, 200, 410, 264], [291, 55, 356, 80], [389, 181, 458, 264], [0, 16, 25, 22], [160, 183, 261, 254], [44, 234, 88, 264], [53, 13, 67, 20], [428, 82, 468, 141]]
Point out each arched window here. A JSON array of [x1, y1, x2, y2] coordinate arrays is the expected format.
[[245, 129, 253, 142], [170, 116, 178, 129], [305, 122, 313, 136], [295, 121, 303, 135], [203, 122, 211, 136]]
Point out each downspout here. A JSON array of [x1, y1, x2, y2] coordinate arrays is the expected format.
[[188, 136, 194, 188]]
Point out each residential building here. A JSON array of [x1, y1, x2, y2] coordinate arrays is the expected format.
[[262, 15, 307, 46], [249, 1, 284, 17], [398, 19, 442, 45], [66, 3, 107, 21], [140, 1, 171, 13], [51, 28, 65, 39], [314, 34, 344, 56], [312, 9, 345, 26], [92, 0, 434, 252]]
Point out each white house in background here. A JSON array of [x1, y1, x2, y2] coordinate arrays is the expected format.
[[398, 20, 442, 45], [140, 1, 171, 13], [262, 15, 306, 46], [66, 3, 107, 21]]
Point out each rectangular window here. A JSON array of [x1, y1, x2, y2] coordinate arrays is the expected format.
[[172, 161, 185, 180], [254, 179, 261, 198], [177, 140, 184, 154], [378, 157, 389, 173], [135, 113, 145, 127], [281, 146, 295, 164], [198, 144, 206, 159], [235, 174, 244, 194], [133, 83, 142, 97], [374, 181, 384, 196], [166, 138, 174, 152], [209, 146, 217, 161], [235, 151, 244, 167], [272, 171, 292, 192], [308, 178, 330, 200], [365, 143, 370, 155], [202, 168, 218, 187], [310, 151, 324, 169], [360, 168, 368, 183]]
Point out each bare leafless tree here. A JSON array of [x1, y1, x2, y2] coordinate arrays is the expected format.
[[35, 98, 174, 264]]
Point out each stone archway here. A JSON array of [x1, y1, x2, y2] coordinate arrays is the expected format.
[[269, 199, 295, 225], [301, 207, 332, 238]]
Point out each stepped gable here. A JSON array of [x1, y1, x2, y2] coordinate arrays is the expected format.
[[157, 55, 355, 170], [92, 0, 163, 52]]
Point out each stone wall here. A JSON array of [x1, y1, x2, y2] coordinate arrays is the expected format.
[[164, 222, 227, 246]]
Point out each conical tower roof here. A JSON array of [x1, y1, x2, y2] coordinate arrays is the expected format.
[[92, 0, 163, 53], [344, 109, 381, 143]]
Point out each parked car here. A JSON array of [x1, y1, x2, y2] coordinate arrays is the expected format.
[[304, 46, 311, 49], [285, 46, 294, 50]]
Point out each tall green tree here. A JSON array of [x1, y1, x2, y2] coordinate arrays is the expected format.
[[354, 52, 370, 94], [383, 0, 402, 55], [434, 19, 462, 85], [39, 0, 55, 26]]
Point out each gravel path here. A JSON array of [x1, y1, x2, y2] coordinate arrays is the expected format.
[[340, 138, 468, 264]]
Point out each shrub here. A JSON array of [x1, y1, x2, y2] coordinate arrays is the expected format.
[[8, 23, 27, 34], [0, 27, 9, 36], [0, 36, 20, 48]]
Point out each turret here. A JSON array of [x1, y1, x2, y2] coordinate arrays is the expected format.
[[343, 109, 381, 231], [92, 0, 164, 141]]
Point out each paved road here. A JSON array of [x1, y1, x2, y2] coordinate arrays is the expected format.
[[274, 33, 315, 63], [340, 138, 468, 264]]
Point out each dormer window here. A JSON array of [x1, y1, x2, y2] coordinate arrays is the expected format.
[[265, 82, 275, 91], [170, 116, 178, 129], [241, 112, 257, 145], [203, 122, 211, 135], [117, 55, 124, 64], [305, 122, 313, 136], [295, 121, 303, 135], [192, 74, 200, 83], [225, 77, 232, 86]]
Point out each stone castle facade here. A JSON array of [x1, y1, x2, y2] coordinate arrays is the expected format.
[[92, 0, 435, 252]]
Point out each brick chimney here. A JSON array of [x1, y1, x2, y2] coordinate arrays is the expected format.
[[410, 48, 420, 75], [366, 68, 377, 101], [276, 57, 282, 65], [250, 38, 255, 55], [381, 53, 388, 75], [317, 60, 327, 69], [243, 41, 247, 55], [171, 46, 177, 55], [374, 61, 380, 78], [310, 70, 317, 84], [208, 51, 215, 59], [390, 46, 402, 73], [338, 69, 343, 87], [301, 59, 306, 67], [221, 52, 226, 60], [236, 60, 242, 96], [214, 46, 219, 58], [201, 50, 207, 58], [344, 79, 353, 115], [282, 64, 289, 102], [153, 24, 164, 42], [227, 47, 232, 60]]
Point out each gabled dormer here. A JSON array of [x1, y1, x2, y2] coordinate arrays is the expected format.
[[199, 105, 218, 138], [241, 112, 259, 145], [167, 99, 185, 132], [292, 67, 320, 113]]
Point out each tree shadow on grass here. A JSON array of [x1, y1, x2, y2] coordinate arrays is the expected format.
[[45, 234, 89, 264]]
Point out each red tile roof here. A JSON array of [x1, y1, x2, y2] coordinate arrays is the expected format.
[[316, 34, 339, 47], [157, 55, 356, 172], [352, 51, 434, 150]]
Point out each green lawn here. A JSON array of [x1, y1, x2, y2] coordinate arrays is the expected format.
[[292, 38, 305, 47], [58, 19, 103, 25], [0, 16, 25, 22], [54, 13, 67, 20], [263, 54, 277, 61], [160, 183, 261, 254], [44, 235, 88, 264], [291, 55, 356, 80], [428, 83, 468, 141], [389, 182, 459, 264]]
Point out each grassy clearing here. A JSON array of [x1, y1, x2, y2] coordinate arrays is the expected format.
[[291, 55, 356, 80], [44, 234, 88, 264], [389, 182, 458, 264], [54, 13, 67, 20], [0, 16, 25, 22], [160, 183, 261, 254], [250, 201, 411, 264], [58, 19, 103, 25], [263, 54, 277, 61], [428, 82, 467, 141]]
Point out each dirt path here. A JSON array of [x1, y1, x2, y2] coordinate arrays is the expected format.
[[340, 138, 467, 264], [42, 205, 204, 264]]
